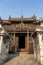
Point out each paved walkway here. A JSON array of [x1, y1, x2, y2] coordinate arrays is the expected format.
[[3, 53, 39, 65]]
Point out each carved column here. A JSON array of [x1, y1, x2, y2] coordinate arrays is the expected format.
[[13, 33, 16, 53], [27, 31, 29, 53], [14, 33, 18, 53], [14, 33, 15, 45]]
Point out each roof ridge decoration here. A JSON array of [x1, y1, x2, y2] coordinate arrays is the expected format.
[[21, 16, 24, 29], [31, 14, 36, 20]]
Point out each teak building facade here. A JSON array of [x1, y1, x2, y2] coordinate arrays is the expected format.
[[1, 16, 40, 54]]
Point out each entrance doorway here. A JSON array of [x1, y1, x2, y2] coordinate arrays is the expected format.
[[19, 35, 25, 49], [18, 35, 26, 52]]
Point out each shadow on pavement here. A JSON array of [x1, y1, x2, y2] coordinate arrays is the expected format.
[[4, 52, 20, 64]]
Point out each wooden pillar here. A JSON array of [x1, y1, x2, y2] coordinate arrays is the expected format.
[[14, 33, 18, 53], [13, 33, 16, 53], [14, 33, 16, 52], [27, 31, 29, 53], [14, 33, 15, 45]]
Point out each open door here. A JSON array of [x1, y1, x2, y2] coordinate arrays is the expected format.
[[18, 35, 26, 52]]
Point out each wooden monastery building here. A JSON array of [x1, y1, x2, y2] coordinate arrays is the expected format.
[[0, 16, 40, 54], [0, 16, 43, 65]]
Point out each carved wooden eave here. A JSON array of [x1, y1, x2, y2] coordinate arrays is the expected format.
[[4, 22, 37, 32], [14, 22, 36, 32]]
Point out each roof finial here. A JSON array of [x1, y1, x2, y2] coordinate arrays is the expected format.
[[21, 15, 23, 18], [21, 12, 23, 18], [8, 15, 11, 19], [0, 16, 1, 20], [32, 14, 36, 20], [21, 15, 23, 23], [0, 17, 3, 25]]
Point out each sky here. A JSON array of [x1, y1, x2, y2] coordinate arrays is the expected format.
[[0, 0, 43, 19]]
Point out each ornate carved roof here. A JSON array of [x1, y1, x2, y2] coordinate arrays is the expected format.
[[0, 17, 40, 24], [9, 18, 34, 21]]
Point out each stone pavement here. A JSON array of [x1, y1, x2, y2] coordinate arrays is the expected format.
[[3, 53, 39, 65]]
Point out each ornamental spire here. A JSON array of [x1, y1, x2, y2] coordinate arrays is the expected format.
[[8, 15, 11, 19]]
